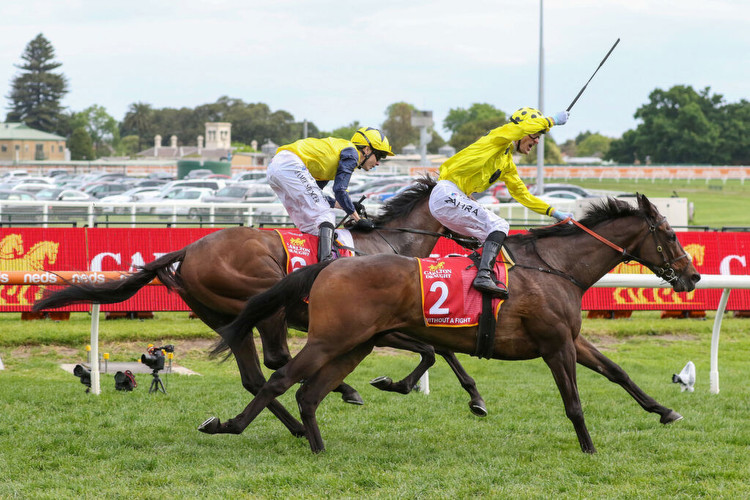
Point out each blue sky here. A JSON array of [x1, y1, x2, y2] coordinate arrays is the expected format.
[[1, 0, 748, 144]]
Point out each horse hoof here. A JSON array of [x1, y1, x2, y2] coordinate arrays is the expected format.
[[198, 416, 221, 434], [469, 402, 488, 417], [660, 410, 683, 424], [370, 376, 393, 391], [342, 391, 364, 405]]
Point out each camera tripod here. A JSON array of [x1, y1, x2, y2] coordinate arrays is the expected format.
[[149, 369, 167, 394]]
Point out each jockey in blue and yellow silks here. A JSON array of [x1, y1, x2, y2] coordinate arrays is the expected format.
[[428, 107, 573, 298], [268, 127, 394, 261]]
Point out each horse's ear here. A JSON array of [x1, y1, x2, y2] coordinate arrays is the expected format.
[[636, 192, 658, 217]]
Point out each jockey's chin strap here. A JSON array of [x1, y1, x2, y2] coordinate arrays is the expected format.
[[567, 216, 689, 285]]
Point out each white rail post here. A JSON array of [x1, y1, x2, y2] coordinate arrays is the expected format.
[[710, 288, 731, 394], [90, 303, 101, 395]]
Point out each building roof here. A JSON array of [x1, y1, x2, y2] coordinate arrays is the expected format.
[[0, 122, 65, 141]]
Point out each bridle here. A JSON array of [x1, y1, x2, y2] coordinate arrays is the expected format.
[[569, 214, 690, 285]]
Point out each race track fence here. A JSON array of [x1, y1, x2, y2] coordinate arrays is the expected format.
[[1, 272, 747, 396]]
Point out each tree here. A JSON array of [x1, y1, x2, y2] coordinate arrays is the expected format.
[[68, 127, 94, 160], [118, 135, 141, 157], [328, 121, 361, 140], [444, 104, 506, 151], [607, 85, 722, 164], [71, 105, 120, 158], [715, 99, 750, 165], [576, 133, 612, 158], [121, 102, 155, 152], [5, 33, 69, 134], [444, 103, 506, 135], [381, 102, 419, 154]]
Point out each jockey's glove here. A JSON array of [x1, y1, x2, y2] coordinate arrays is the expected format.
[[552, 110, 570, 126], [551, 209, 574, 222], [353, 218, 376, 231]]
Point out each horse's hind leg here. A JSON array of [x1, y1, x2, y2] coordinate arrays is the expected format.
[[207, 340, 340, 436], [575, 336, 682, 424], [296, 341, 376, 453], [256, 312, 292, 370], [543, 341, 596, 453]]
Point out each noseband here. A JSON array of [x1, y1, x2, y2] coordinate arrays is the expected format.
[[571, 215, 689, 285]]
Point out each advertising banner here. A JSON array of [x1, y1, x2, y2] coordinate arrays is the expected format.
[[1, 228, 748, 312]]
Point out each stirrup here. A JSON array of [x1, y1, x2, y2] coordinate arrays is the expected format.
[[473, 272, 509, 298]]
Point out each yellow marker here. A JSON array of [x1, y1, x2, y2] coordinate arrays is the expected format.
[[86, 345, 91, 352], [103, 353, 110, 360], [167, 352, 174, 360]]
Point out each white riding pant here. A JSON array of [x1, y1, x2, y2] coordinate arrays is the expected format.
[[428, 180, 509, 243], [267, 150, 335, 235]]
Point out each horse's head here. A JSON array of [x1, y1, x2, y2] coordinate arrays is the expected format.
[[0, 234, 24, 259], [631, 194, 701, 292]]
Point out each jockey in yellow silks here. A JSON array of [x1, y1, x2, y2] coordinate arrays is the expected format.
[[428, 107, 572, 298], [268, 127, 394, 261]]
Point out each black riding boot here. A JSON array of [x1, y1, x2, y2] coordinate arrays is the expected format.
[[317, 222, 335, 262], [472, 231, 509, 298]]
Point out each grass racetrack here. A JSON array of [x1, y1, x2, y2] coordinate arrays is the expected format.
[[1, 312, 749, 498], [1, 178, 749, 498]]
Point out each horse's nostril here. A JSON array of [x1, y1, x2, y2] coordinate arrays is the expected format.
[[693, 274, 701, 284]]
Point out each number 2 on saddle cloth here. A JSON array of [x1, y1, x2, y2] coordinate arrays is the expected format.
[[418, 250, 513, 327], [275, 229, 355, 274]]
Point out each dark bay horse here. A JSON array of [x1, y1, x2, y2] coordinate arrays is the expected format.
[[207, 194, 701, 453], [33, 176, 487, 438]]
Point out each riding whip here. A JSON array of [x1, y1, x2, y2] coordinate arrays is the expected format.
[[567, 38, 620, 112]]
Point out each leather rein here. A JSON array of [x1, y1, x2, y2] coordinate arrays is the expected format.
[[515, 215, 689, 289]]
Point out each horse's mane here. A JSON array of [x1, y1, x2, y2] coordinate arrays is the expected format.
[[513, 197, 641, 246], [362, 175, 436, 227]]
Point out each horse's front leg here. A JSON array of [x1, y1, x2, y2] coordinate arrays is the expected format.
[[434, 348, 487, 417], [370, 332, 436, 394], [575, 335, 682, 424], [543, 341, 596, 454]]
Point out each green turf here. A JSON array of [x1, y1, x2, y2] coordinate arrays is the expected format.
[[1, 315, 748, 498]]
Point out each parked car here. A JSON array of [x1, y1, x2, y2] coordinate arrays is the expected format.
[[232, 171, 268, 183], [35, 188, 97, 201], [11, 182, 57, 195], [160, 179, 227, 193], [494, 182, 595, 202], [84, 182, 130, 199], [152, 188, 216, 219], [99, 187, 163, 213]]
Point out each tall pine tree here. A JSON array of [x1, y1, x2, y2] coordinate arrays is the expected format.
[[6, 33, 68, 133]]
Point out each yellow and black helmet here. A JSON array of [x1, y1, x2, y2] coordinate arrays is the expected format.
[[509, 107, 553, 134], [351, 127, 395, 157]]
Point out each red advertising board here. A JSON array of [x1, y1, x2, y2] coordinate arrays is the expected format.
[[1, 228, 749, 312]]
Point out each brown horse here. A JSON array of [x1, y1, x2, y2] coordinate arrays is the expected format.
[[33, 176, 487, 437], [206, 194, 701, 454]]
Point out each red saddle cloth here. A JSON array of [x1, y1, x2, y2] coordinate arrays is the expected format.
[[275, 229, 354, 274], [418, 252, 512, 327]]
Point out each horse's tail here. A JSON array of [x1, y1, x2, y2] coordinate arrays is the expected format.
[[32, 249, 187, 312], [216, 260, 334, 352]]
